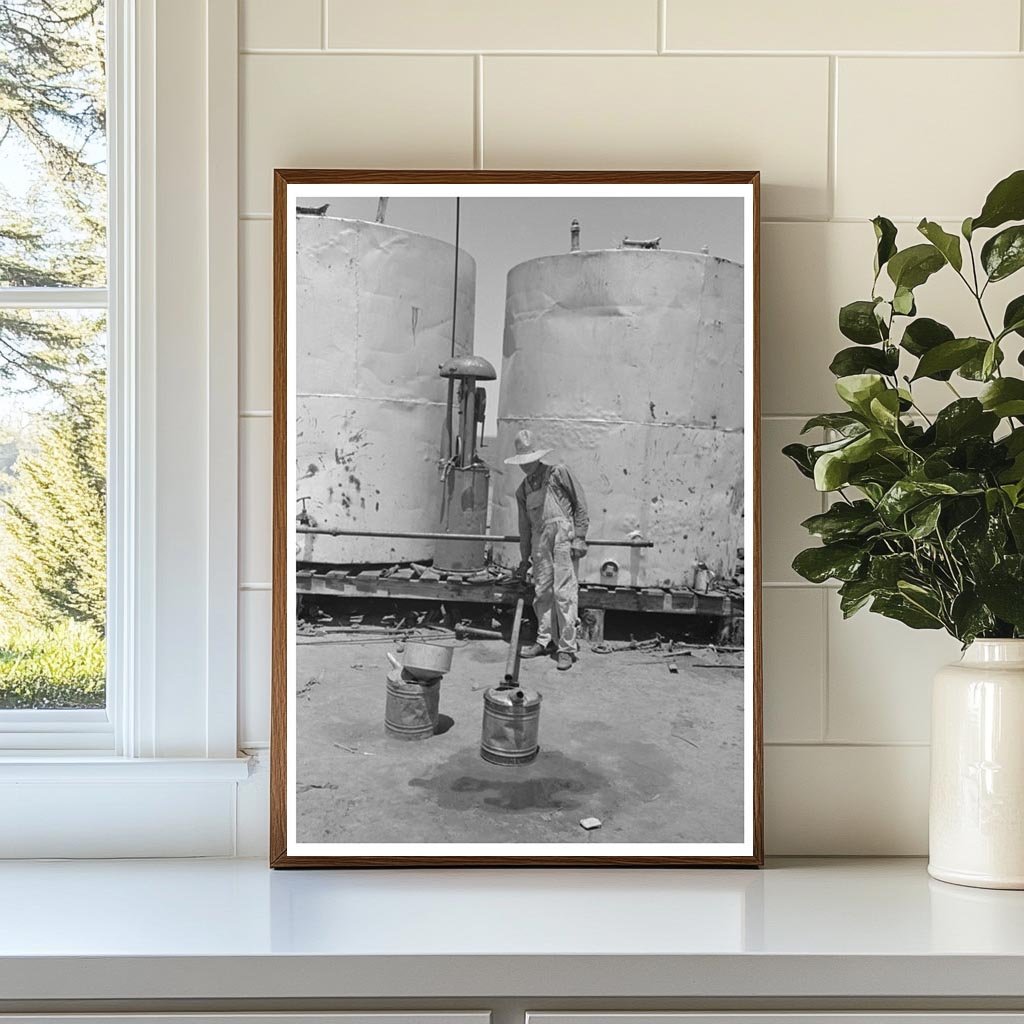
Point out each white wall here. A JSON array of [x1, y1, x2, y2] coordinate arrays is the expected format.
[[234, 0, 1024, 855]]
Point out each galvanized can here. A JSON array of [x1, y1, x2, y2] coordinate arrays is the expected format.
[[480, 686, 542, 766], [402, 640, 454, 680], [384, 668, 441, 740]]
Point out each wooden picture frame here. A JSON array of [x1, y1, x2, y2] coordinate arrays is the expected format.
[[271, 170, 762, 867]]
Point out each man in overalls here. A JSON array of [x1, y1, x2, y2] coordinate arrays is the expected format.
[[505, 429, 589, 671]]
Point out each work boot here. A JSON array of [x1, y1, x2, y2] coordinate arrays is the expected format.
[[556, 652, 573, 671], [519, 643, 550, 659]]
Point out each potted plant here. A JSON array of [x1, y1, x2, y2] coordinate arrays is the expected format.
[[786, 169, 1024, 889]]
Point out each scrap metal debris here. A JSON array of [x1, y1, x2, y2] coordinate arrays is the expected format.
[[297, 781, 337, 792], [333, 742, 374, 756], [579, 817, 602, 830]]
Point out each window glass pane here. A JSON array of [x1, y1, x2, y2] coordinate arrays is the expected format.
[[0, 1, 107, 288], [0, 309, 105, 709]]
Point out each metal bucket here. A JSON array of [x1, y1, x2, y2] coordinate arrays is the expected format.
[[403, 640, 454, 680], [384, 668, 441, 740], [480, 686, 542, 766]]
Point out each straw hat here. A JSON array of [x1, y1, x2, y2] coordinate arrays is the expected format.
[[503, 428, 551, 466]]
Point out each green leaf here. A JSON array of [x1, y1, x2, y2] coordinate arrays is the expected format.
[[982, 341, 1000, 381], [887, 243, 946, 291], [800, 501, 879, 543], [962, 216, 974, 241], [871, 594, 943, 630], [836, 373, 886, 413], [908, 500, 942, 539], [845, 431, 888, 463], [917, 219, 963, 272], [911, 337, 987, 380], [892, 286, 916, 316], [950, 593, 995, 644], [985, 487, 1010, 514], [839, 299, 887, 345], [971, 169, 1024, 232], [981, 225, 1024, 282], [868, 389, 901, 430], [782, 442, 815, 479], [829, 345, 899, 378], [792, 543, 866, 584], [872, 215, 898, 277], [980, 378, 1024, 418], [976, 576, 1024, 629], [933, 399, 998, 444], [838, 578, 879, 618], [960, 343, 1004, 381], [1003, 295, 1024, 339], [877, 479, 958, 524], [809, 433, 865, 456], [900, 317, 955, 361], [868, 552, 914, 587], [800, 412, 865, 435], [814, 450, 850, 491]]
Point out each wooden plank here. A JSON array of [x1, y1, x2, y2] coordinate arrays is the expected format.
[[300, 572, 738, 617]]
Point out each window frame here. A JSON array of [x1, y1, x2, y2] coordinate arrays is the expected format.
[[0, 3, 121, 751], [0, 0, 242, 771]]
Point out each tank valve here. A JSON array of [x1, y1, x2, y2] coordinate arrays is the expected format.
[[296, 496, 316, 528], [600, 559, 619, 580]]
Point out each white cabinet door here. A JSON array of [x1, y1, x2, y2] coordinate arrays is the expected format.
[[529, 1016, 1024, 1024], [0, 1015, 490, 1024]]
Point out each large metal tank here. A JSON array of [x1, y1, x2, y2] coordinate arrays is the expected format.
[[296, 216, 474, 564], [491, 248, 744, 587]]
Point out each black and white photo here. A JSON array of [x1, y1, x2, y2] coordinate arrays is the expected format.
[[272, 172, 762, 867]]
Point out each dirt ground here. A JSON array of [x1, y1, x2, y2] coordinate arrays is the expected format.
[[295, 636, 745, 845]]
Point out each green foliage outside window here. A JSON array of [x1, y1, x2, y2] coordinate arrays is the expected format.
[[0, 0, 107, 708]]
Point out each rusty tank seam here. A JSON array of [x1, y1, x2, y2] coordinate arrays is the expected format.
[[496, 414, 744, 434], [298, 393, 449, 406]]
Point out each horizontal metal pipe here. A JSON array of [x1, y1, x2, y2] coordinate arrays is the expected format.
[[295, 526, 654, 548]]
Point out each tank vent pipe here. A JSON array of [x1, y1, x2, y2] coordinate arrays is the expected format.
[[375, 197, 388, 223], [570, 218, 580, 252]]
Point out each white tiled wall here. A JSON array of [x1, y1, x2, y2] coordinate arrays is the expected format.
[[236, 0, 1024, 854]]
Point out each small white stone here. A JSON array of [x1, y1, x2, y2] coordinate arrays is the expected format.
[[579, 817, 602, 831]]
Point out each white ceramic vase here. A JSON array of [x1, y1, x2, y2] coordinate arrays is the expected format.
[[929, 639, 1024, 889]]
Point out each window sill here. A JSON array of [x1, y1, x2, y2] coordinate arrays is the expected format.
[[0, 754, 252, 782]]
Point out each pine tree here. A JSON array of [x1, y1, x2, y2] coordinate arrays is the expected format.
[[0, 0, 106, 397], [0, 371, 105, 631], [0, 1, 107, 693]]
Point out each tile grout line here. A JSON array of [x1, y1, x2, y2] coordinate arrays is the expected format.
[[237, 47, 1024, 57], [474, 54, 484, 169], [827, 55, 838, 220], [820, 587, 830, 743], [766, 740, 931, 748]]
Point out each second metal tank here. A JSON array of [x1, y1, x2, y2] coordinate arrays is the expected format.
[[295, 215, 475, 565], [491, 246, 745, 587]]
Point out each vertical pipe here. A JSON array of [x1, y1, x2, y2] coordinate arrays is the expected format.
[[442, 197, 462, 464], [459, 379, 477, 467]]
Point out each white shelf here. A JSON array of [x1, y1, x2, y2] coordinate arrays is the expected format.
[[1, 857, 1023, 1003]]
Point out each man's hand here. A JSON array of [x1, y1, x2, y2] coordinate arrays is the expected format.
[[571, 538, 588, 558], [514, 559, 530, 581]]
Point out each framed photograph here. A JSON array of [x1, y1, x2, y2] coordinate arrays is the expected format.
[[271, 170, 762, 867]]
